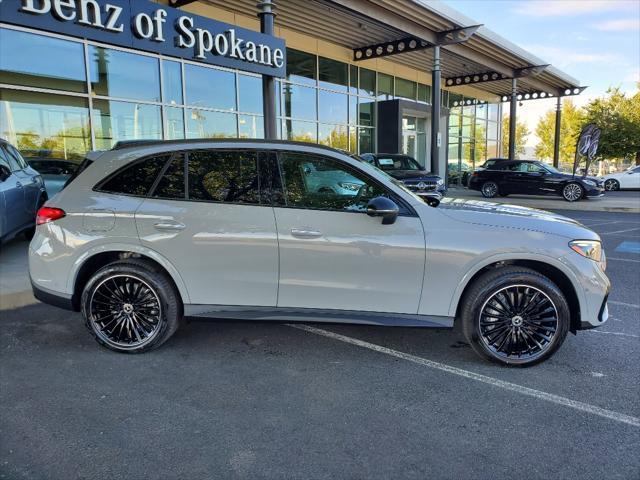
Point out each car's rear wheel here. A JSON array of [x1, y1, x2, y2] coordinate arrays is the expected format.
[[562, 182, 584, 202], [481, 181, 499, 198], [604, 179, 619, 191], [461, 266, 570, 366], [81, 260, 182, 353]]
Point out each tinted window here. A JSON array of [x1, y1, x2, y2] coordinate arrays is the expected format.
[[4, 144, 28, 170], [0, 146, 12, 171], [153, 154, 185, 199], [318, 57, 348, 91], [188, 150, 260, 204], [99, 155, 169, 196], [278, 152, 387, 212], [258, 151, 284, 206], [286, 49, 316, 85], [632, 167, 640, 173]]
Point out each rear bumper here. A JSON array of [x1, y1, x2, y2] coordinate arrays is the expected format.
[[31, 278, 76, 311]]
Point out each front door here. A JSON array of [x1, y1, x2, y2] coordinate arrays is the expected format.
[[274, 151, 425, 314], [0, 147, 27, 235], [135, 150, 279, 306]]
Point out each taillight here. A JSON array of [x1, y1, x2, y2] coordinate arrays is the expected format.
[[36, 207, 66, 225]]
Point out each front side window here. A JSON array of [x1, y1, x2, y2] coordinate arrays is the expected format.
[[98, 155, 170, 196], [188, 150, 260, 204], [278, 152, 387, 213]]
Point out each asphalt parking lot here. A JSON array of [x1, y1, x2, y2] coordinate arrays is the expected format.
[[1, 209, 639, 479]]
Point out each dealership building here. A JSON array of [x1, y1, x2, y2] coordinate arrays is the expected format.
[[0, 0, 584, 186]]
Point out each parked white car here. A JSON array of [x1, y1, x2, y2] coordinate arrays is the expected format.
[[29, 140, 610, 366], [601, 165, 640, 190]]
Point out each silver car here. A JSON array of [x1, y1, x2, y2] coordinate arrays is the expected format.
[[0, 140, 47, 243], [29, 140, 610, 366]]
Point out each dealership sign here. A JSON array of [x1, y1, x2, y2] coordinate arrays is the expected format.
[[0, 0, 286, 77]]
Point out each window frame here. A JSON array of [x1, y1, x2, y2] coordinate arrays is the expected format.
[[93, 153, 174, 197], [274, 150, 416, 216]]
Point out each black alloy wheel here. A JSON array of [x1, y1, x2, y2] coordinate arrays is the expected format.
[[461, 266, 569, 366], [481, 181, 499, 198], [82, 260, 182, 353], [604, 179, 619, 191]]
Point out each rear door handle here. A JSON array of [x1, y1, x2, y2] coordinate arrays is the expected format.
[[153, 221, 186, 231], [15, 181, 23, 188], [291, 228, 322, 239]]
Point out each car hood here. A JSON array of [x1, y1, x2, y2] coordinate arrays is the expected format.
[[386, 170, 439, 181], [556, 172, 601, 183], [434, 198, 599, 240]]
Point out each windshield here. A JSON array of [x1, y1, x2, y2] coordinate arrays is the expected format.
[[540, 163, 560, 174], [377, 156, 422, 171]]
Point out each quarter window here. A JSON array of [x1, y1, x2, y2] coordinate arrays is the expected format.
[[98, 155, 169, 196], [153, 154, 186, 199], [278, 152, 387, 212], [188, 150, 260, 204]]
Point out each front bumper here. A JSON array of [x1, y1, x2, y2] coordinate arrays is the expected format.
[[584, 185, 605, 197]]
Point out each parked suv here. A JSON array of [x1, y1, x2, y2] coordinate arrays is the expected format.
[[468, 160, 605, 201], [360, 153, 446, 197], [30, 140, 610, 366]]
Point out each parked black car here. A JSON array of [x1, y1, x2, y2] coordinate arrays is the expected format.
[[476, 157, 509, 170], [360, 153, 446, 196], [468, 160, 604, 202]]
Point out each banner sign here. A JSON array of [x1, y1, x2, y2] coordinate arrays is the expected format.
[[0, 0, 287, 77]]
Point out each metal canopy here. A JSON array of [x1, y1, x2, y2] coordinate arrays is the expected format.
[[198, 0, 583, 100]]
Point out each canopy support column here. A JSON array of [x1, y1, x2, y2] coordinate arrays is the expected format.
[[508, 77, 517, 161], [430, 45, 441, 175], [258, 0, 277, 140], [553, 96, 562, 168]]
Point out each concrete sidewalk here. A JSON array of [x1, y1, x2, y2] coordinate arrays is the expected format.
[[447, 188, 640, 213]]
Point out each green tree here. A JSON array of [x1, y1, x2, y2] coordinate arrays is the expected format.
[[535, 99, 585, 165], [501, 116, 530, 158], [583, 87, 640, 164]]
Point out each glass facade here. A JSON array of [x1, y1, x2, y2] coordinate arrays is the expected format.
[[0, 25, 501, 175]]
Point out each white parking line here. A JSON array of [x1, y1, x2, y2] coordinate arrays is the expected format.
[[583, 221, 622, 228], [607, 257, 640, 263], [609, 300, 640, 309], [601, 227, 640, 235], [586, 330, 639, 339], [289, 324, 640, 428]]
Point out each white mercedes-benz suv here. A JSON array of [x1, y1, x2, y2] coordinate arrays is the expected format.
[[29, 140, 610, 366]]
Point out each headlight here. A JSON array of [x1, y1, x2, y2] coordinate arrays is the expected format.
[[436, 179, 444, 186], [583, 179, 596, 186], [338, 182, 362, 191], [569, 240, 605, 270]]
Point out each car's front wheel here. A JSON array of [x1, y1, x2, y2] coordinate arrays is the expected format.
[[81, 259, 182, 353], [604, 179, 619, 191], [562, 182, 584, 202], [461, 266, 570, 366], [481, 181, 499, 198]]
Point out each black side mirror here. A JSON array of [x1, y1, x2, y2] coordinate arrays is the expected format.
[[0, 165, 10, 182], [422, 192, 442, 207], [366, 196, 399, 225]]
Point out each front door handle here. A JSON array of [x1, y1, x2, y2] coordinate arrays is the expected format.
[[153, 221, 186, 231], [291, 228, 322, 239], [15, 181, 23, 188]]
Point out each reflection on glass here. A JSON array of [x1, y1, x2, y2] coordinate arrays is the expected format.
[[0, 89, 90, 161], [359, 68, 376, 97], [318, 57, 348, 91], [349, 65, 358, 94], [283, 119, 317, 143], [89, 46, 160, 102], [282, 83, 317, 120], [185, 63, 236, 110], [476, 103, 488, 120], [238, 75, 263, 114], [165, 106, 185, 140], [377, 73, 394, 100], [358, 99, 375, 126], [162, 60, 183, 105], [358, 127, 374, 154], [487, 140, 498, 158], [319, 124, 348, 149], [0, 28, 86, 93], [318, 90, 347, 124], [239, 115, 264, 139], [418, 83, 431, 103], [186, 109, 237, 138], [349, 96, 357, 125], [487, 120, 498, 140], [286, 48, 316, 86], [395, 78, 416, 100], [92, 100, 161, 149], [488, 103, 499, 122]]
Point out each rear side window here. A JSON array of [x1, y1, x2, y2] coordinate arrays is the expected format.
[[99, 155, 170, 196], [152, 154, 186, 199], [187, 150, 260, 204], [63, 157, 93, 189]]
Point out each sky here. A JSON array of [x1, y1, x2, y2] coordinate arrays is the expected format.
[[443, 0, 640, 147]]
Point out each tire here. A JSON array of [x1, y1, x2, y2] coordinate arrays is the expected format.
[[604, 179, 619, 191], [460, 266, 570, 367], [81, 259, 182, 353], [562, 182, 584, 202], [481, 181, 499, 198]]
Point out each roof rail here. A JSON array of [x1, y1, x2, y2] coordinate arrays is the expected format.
[[109, 138, 349, 153]]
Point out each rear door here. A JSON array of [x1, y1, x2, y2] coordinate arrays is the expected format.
[[135, 149, 279, 307], [273, 151, 425, 314], [4, 144, 40, 217]]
